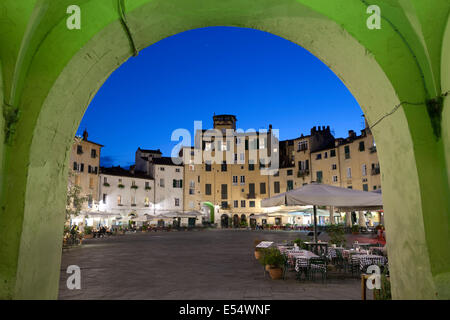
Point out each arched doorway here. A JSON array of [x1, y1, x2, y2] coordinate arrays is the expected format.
[[0, 0, 449, 299], [249, 214, 257, 229], [232, 214, 240, 228], [220, 214, 229, 228]]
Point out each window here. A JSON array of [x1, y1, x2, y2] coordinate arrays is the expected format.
[[344, 146, 350, 159], [75, 175, 81, 186], [347, 167, 352, 178], [233, 200, 239, 208], [287, 180, 294, 191], [287, 169, 293, 176], [89, 177, 94, 189], [249, 201, 255, 208], [359, 141, 365, 152], [91, 149, 97, 158], [221, 184, 227, 199], [362, 164, 367, 176], [175, 168, 181, 172], [240, 153, 245, 161], [332, 176, 338, 182], [205, 162, 212, 171], [232, 176, 238, 185], [297, 140, 308, 151], [160, 167, 165, 171], [260, 182, 266, 194], [131, 195, 136, 206], [316, 171, 323, 183], [240, 176, 245, 185], [104, 177, 108, 183], [324, 152, 328, 159], [241, 200, 246, 208], [117, 195, 122, 205], [330, 149, 336, 157], [76, 145, 83, 154], [274, 181, 280, 193], [145, 181, 150, 188], [347, 186, 353, 189], [88, 195, 93, 208], [102, 194, 107, 203], [73, 162, 78, 170], [189, 164, 195, 171], [248, 183, 255, 197], [221, 201, 228, 209], [80, 163, 84, 172], [189, 180, 195, 194], [160, 178, 165, 188], [173, 179, 183, 188], [221, 161, 227, 172], [332, 164, 337, 170], [88, 165, 92, 173], [205, 184, 212, 195], [363, 184, 369, 191], [248, 163, 255, 171], [316, 153, 322, 160], [175, 198, 180, 207]]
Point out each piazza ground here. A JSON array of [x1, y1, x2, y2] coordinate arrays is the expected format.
[[58, 230, 370, 300], [1, 0, 450, 299]]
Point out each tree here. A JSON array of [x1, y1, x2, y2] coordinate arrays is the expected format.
[[65, 170, 87, 223]]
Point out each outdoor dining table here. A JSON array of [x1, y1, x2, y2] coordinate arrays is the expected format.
[[304, 241, 328, 256], [327, 247, 345, 259], [289, 250, 319, 272], [343, 249, 369, 258], [351, 254, 387, 271]]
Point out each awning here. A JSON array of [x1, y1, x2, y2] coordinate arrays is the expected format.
[[261, 183, 382, 211]]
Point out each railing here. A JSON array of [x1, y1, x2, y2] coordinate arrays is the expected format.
[[297, 169, 310, 178], [246, 193, 256, 199], [369, 146, 377, 153], [371, 167, 380, 175]]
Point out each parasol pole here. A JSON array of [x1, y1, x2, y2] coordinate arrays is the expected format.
[[313, 205, 318, 243]]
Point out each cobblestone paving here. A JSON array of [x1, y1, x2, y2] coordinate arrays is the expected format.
[[59, 229, 367, 300]]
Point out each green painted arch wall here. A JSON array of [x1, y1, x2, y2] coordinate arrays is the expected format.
[[0, 0, 449, 299]]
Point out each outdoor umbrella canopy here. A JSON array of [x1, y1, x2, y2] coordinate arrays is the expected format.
[[261, 183, 383, 242], [261, 183, 383, 209]]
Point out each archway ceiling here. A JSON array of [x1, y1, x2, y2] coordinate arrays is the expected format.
[[0, 0, 448, 111]]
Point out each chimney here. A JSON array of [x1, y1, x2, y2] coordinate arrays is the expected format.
[[348, 130, 356, 138], [82, 129, 88, 141]]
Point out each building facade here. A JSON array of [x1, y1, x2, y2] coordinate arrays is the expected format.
[[182, 115, 382, 227], [69, 130, 103, 212]]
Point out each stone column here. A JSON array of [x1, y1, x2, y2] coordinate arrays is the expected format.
[[345, 211, 352, 227], [358, 211, 366, 227], [329, 206, 334, 225]]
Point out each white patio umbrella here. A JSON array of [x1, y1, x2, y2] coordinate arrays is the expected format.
[[261, 183, 383, 242]]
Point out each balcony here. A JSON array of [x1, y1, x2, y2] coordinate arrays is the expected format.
[[369, 146, 377, 153], [246, 193, 256, 199], [371, 167, 380, 175], [297, 169, 310, 178]]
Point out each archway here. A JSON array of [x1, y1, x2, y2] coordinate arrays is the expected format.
[[202, 202, 215, 223], [232, 214, 240, 228], [220, 214, 229, 229], [0, 0, 449, 299]]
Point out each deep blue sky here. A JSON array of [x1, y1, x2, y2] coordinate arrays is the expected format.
[[77, 26, 363, 168]]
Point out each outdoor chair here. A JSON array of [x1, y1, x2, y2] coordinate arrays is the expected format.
[[332, 249, 346, 273], [308, 257, 327, 282], [349, 256, 360, 277]]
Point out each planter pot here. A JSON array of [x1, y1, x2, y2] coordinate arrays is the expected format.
[[268, 267, 283, 280], [84, 234, 93, 239], [254, 250, 262, 260], [265, 264, 274, 272]]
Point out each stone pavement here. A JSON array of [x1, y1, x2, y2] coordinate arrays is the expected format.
[[59, 229, 368, 300]]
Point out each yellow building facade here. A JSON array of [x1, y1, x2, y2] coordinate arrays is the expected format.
[[68, 130, 103, 211], [183, 115, 381, 227]]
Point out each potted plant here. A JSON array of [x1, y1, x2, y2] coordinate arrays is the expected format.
[[327, 224, 346, 247], [145, 186, 152, 191], [351, 225, 360, 234], [84, 226, 93, 239], [103, 182, 110, 187], [293, 238, 307, 249], [118, 183, 125, 189], [131, 185, 138, 190], [264, 248, 287, 280], [254, 239, 262, 259]]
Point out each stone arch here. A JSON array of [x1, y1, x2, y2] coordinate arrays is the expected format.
[[0, 0, 449, 299]]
